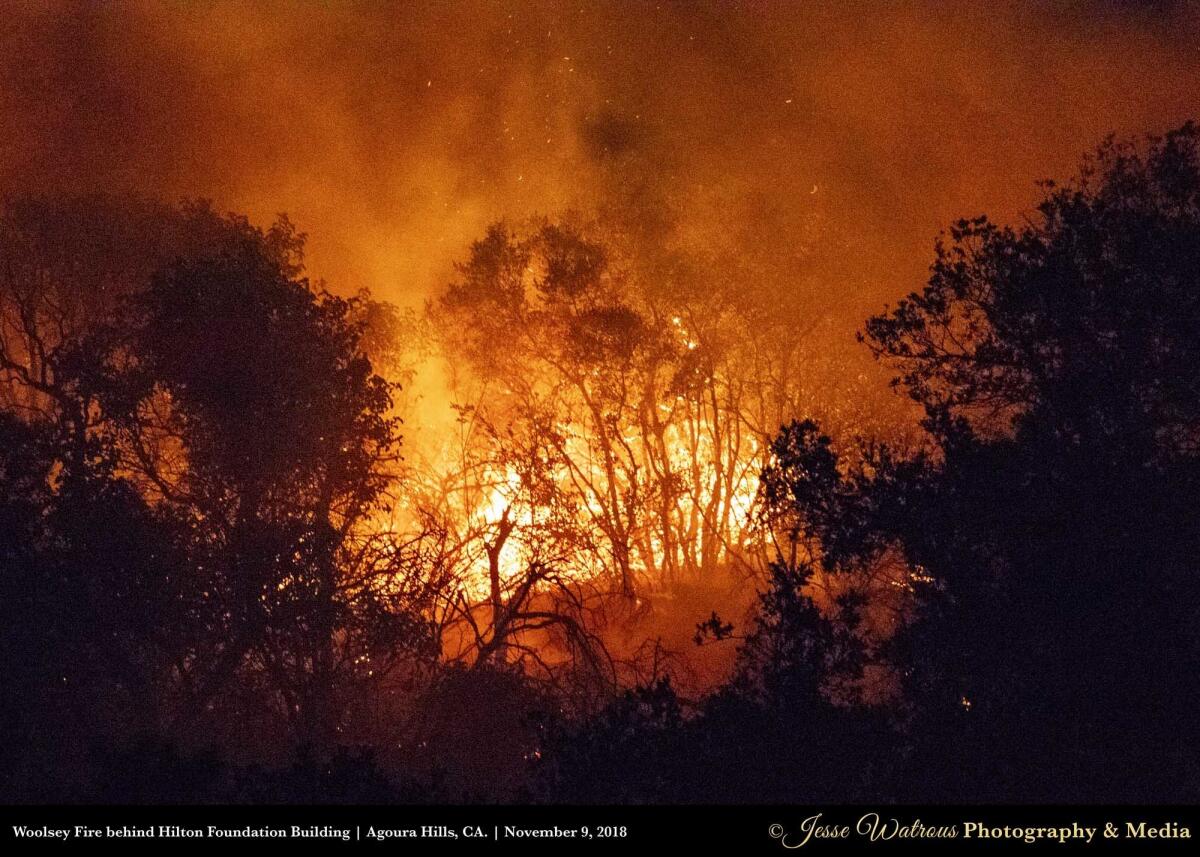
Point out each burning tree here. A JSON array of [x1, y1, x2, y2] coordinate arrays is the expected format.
[[415, 216, 901, 694]]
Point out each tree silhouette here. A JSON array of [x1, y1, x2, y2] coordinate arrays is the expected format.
[[774, 123, 1200, 801], [88, 223, 427, 747], [0, 196, 434, 798]]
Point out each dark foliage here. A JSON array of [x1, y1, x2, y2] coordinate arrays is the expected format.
[[0, 197, 424, 801]]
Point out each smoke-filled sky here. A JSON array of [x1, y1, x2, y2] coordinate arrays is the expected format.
[[2, 0, 1198, 321]]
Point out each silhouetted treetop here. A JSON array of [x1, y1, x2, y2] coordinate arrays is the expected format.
[[863, 122, 1200, 466]]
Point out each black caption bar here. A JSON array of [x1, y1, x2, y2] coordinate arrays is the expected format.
[[3, 805, 1200, 852]]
